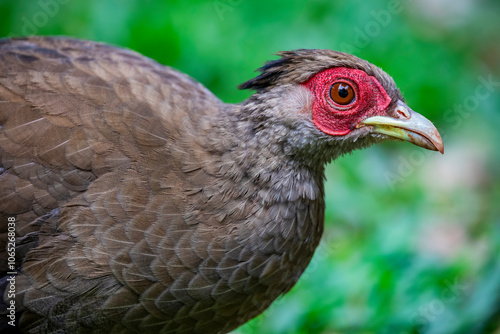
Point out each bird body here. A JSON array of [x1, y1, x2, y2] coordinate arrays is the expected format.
[[0, 37, 443, 333]]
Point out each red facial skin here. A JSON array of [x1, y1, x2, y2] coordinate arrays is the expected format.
[[302, 67, 392, 136]]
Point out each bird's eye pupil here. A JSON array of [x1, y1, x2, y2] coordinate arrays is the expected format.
[[330, 82, 355, 105], [338, 88, 349, 98]]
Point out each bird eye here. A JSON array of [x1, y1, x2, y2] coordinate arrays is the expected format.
[[330, 82, 355, 105]]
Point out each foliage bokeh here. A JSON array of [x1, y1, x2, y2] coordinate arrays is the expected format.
[[1, 0, 499, 333]]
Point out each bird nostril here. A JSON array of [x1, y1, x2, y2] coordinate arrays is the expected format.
[[396, 106, 411, 120]]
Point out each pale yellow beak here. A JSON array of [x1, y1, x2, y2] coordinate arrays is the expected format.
[[357, 101, 444, 154]]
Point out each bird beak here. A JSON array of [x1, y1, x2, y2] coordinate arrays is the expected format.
[[357, 101, 444, 154]]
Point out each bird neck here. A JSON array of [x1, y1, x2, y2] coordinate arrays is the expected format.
[[187, 100, 327, 299], [213, 101, 327, 205]]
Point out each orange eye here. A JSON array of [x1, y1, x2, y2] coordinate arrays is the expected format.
[[330, 82, 355, 105]]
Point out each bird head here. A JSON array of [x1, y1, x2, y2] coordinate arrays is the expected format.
[[239, 49, 443, 161]]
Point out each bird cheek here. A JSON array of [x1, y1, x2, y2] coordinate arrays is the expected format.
[[310, 95, 362, 136], [364, 76, 392, 117], [310, 84, 376, 136]]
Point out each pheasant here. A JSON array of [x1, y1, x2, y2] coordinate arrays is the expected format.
[[0, 37, 443, 334]]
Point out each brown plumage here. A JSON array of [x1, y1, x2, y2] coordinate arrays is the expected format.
[[0, 37, 443, 333]]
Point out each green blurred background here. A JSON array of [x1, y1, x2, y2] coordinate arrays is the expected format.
[[1, 0, 499, 333]]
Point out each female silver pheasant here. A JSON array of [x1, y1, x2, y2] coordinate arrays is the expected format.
[[0, 37, 443, 333]]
